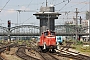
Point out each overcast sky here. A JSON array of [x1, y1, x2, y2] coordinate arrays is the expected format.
[[0, 0, 89, 27]]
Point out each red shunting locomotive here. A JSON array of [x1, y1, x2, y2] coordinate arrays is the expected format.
[[38, 30, 57, 52]]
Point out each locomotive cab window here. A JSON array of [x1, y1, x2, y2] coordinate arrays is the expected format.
[[51, 32, 55, 35], [44, 32, 48, 36]]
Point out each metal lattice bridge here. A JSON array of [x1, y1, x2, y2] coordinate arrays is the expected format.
[[0, 25, 89, 36]]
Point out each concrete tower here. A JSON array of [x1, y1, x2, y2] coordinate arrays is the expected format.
[[33, 5, 61, 35]]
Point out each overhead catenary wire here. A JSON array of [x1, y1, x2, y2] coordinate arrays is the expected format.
[[56, 0, 88, 20], [54, 0, 68, 6], [22, 16, 33, 24], [66, 0, 88, 11], [79, 4, 87, 10], [1, 0, 10, 12], [54, 1, 65, 6], [0, 0, 89, 25], [58, 0, 71, 11], [25, 0, 33, 10], [55, 0, 87, 12]]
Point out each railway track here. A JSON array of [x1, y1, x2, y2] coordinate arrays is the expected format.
[[39, 52, 59, 60], [16, 46, 39, 60], [55, 42, 90, 60], [56, 50, 90, 60], [23, 41, 90, 60], [32, 47, 59, 60], [0, 48, 6, 60], [60, 41, 73, 50], [0, 43, 17, 60], [0, 55, 4, 60]]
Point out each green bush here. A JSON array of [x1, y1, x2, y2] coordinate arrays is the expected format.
[[76, 41, 83, 45]]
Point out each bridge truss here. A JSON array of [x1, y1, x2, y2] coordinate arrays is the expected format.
[[0, 25, 89, 36]]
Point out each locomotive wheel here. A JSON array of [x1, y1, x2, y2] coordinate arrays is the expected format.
[[42, 49, 47, 53], [42, 48, 49, 53]]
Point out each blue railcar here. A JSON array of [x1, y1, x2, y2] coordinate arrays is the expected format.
[[56, 36, 63, 45]]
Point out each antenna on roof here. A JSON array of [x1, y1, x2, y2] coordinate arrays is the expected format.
[[46, 0, 47, 7]]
